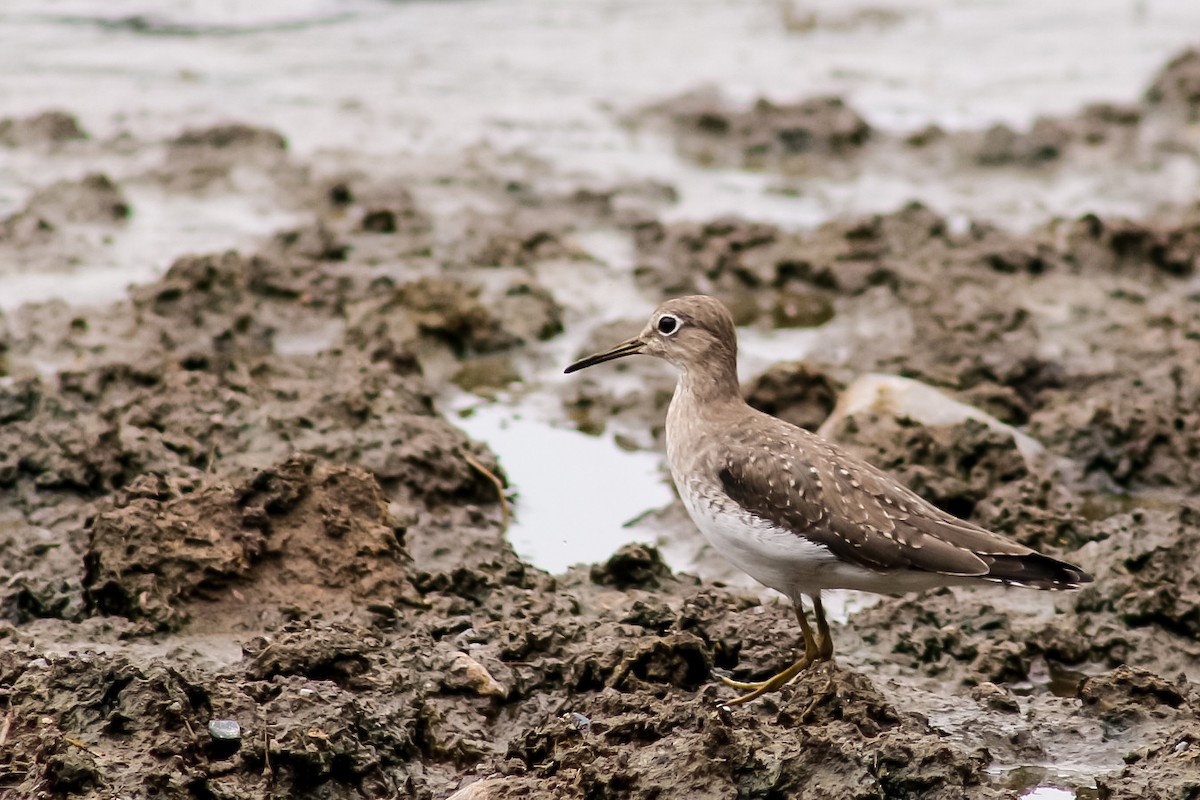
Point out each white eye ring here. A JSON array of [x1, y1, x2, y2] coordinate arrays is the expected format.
[[656, 314, 680, 336]]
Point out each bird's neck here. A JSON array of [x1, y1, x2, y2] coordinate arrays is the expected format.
[[670, 358, 744, 417], [665, 360, 744, 476]]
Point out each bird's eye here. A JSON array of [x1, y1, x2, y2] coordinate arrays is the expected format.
[[657, 315, 679, 336]]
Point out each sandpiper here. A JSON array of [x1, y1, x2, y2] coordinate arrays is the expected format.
[[565, 295, 1092, 704]]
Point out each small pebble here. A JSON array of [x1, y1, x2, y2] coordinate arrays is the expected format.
[[970, 680, 1020, 713], [564, 712, 591, 734], [448, 651, 506, 698], [207, 719, 241, 741]]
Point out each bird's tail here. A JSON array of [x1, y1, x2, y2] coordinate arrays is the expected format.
[[984, 553, 1093, 591]]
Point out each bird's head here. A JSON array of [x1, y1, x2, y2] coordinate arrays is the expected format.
[[565, 295, 738, 376]]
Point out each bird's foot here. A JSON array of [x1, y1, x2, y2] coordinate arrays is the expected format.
[[717, 674, 773, 692], [717, 654, 817, 706]]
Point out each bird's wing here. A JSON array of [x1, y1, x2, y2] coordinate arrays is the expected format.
[[716, 421, 1033, 577]]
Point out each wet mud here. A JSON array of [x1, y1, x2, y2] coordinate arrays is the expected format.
[[638, 46, 1200, 178], [2, 43, 1200, 800]]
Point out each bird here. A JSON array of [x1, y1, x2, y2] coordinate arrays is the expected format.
[[564, 295, 1092, 705]]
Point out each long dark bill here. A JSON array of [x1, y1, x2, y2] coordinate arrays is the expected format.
[[564, 337, 644, 374]]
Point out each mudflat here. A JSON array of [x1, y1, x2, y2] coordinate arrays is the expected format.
[[2, 13, 1200, 800]]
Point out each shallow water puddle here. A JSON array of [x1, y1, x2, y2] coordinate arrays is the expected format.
[[453, 397, 673, 574], [1020, 786, 1078, 800]]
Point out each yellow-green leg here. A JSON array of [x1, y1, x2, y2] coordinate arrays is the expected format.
[[718, 592, 834, 705]]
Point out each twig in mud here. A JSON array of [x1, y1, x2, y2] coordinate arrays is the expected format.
[[64, 736, 98, 755], [262, 723, 272, 782], [463, 451, 510, 530], [795, 672, 836, 725]]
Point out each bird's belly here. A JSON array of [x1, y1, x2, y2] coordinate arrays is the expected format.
[[677, 480, 939, 597], [677, 482, 836, 596]]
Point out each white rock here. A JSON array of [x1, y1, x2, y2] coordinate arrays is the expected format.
[[818, 373, 1045, 464]]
